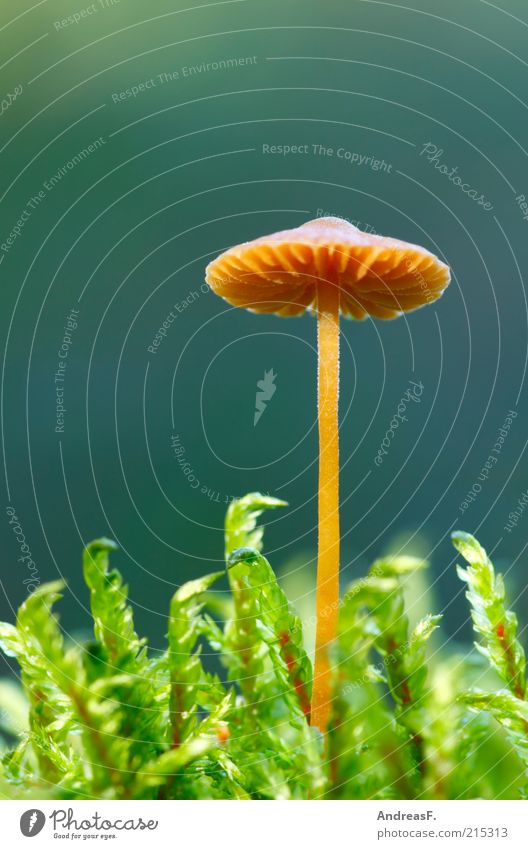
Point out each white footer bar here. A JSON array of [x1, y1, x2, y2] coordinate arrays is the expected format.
[[2, 799, 526, 848]]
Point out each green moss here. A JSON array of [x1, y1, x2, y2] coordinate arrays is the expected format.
[[0, 495, 525, 799]]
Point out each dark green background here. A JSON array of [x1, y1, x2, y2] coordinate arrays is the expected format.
[[1, 0, 528, 655]]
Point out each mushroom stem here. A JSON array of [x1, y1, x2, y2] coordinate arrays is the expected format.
[[311, 281, 340, 732]]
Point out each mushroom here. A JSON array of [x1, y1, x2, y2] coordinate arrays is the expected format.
[[206, 216, 450, 731]]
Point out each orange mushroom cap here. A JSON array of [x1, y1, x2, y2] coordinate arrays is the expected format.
[[206, 216, 451, 320]]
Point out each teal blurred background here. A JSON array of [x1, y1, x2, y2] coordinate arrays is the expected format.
[[2, 0, 528, 653]]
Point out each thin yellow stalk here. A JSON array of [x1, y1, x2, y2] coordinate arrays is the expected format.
[[311, 281, 340, 732]]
